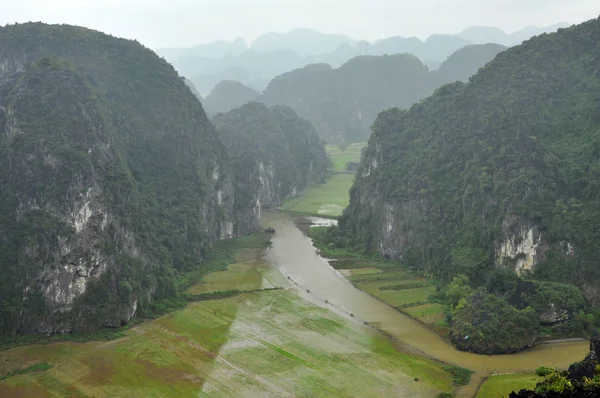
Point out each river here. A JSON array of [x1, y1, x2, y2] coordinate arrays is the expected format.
[[262, 210, 589, 397]]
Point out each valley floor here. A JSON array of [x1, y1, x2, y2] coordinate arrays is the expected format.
[[282, 143, 365, 217], [0, 230, 455, 397]]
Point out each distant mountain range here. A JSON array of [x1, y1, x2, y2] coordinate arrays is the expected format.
[[201, 43, 507, 144], [158, 23, 571, 94]]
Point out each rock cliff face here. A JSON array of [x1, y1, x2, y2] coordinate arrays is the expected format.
[[213, 102, 329, 235], [340, 17, 600, 293], [0, 23, 238, 337]]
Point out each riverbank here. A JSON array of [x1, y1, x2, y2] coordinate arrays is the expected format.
[[307, 226, 451, 336]]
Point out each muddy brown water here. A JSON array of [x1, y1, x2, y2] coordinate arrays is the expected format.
[[262, 210, 589, 397]]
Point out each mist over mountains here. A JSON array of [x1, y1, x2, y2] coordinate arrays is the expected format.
[[159, 23, 571, 94]]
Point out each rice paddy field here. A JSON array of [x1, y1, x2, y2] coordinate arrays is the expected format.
[[339, 265, 450, 336], [325, 144, 365, 173], [476, 373, 542, 398], [282, 143, 366, 217], [0, 235, 456, 398]]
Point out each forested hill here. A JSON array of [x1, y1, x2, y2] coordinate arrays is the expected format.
[[203, 80, 261, 115], [260, 44, 506, 144], [340, 17, 600, 299], [261, 54, 429, 144], [213, 102, 329, 233], [0, 22, 236, 337], [430, 43, 507, 87], [0, 23, 327, 339]]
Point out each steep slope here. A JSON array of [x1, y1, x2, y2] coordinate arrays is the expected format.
[[0, 23, 238, 337], [431, 43, 507, 85], [261, 54, 431, 143], [203, 80, 261, 115], [183, 77, 204, 101], [213, 102, 329, 234], [340, 17, 600, 298]]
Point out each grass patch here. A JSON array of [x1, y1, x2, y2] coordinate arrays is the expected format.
[[443, 365, 474, 386], [349, 271, 413, 282], [179, 232, 271, 293], [357, 283, 436, 308], [345, 267, 382, 276], [0, 362, 52, 381], [404, 304, 446, 325], [282, 143, 366, 218], [187, 287, 283, 302], [325, 143, 366, 173], [282, 173, 355, 217], [476, 373, 542, 398], [0, 325, 132, 352], [380, 282, 431, 291]]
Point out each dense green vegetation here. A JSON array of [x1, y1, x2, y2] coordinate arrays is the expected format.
[[340, 18, 600, 315], [0, 362, 52, 381], [430, 43, 507, 87], [261, 44, 505, 144], [450, 291, 540, 354], [203, 80, 261, 114]]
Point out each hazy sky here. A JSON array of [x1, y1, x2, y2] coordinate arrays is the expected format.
[[2, 0, 599, 49]]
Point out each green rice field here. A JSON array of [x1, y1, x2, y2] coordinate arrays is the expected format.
[[282, 143, 366, 217], [0, 235, 456, 398], [476, 373, 542, 398]]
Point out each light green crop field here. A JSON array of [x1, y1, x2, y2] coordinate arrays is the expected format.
[[0, 241, 456, 397], [325, 143, 366, 173], [283, 173, 355, 217], [282, 143, 366, 217], [476, 373, 542, 398], [356, 282, 436, 308], [346, 267, 448, 334]]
